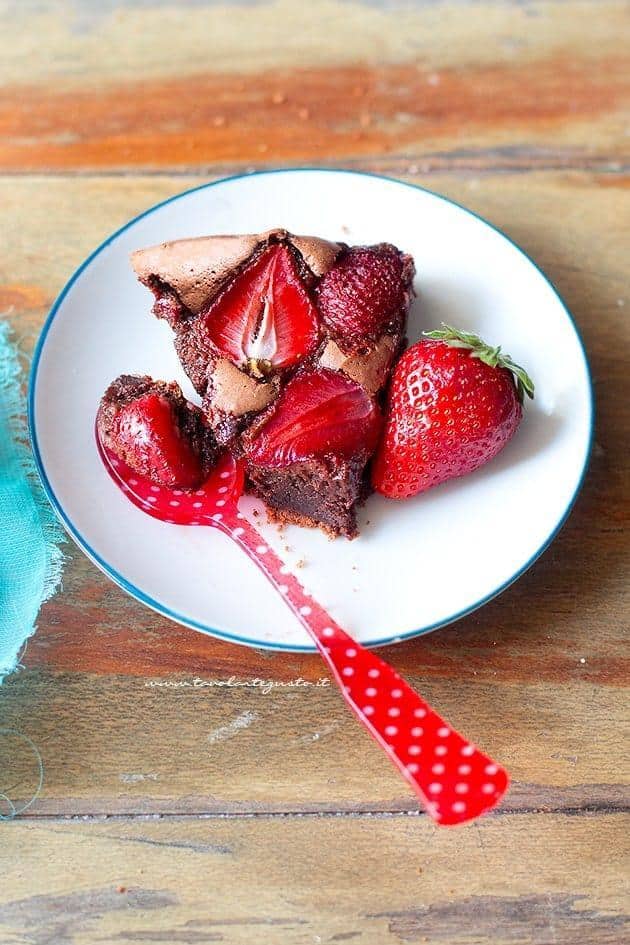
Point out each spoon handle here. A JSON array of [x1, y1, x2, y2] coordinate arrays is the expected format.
[[218, 509, 509, 825]]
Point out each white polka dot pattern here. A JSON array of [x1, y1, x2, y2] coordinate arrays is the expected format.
[[99, 438, 510, 826]]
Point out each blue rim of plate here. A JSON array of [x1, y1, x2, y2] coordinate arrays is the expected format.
[[28, 168, 594, 652]]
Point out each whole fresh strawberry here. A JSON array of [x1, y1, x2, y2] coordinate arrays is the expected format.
[[372, 325, 534, 498]]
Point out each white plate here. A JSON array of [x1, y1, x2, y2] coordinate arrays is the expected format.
[[29, 169, 593, 651]]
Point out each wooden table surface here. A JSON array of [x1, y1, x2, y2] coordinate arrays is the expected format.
[[1, 1, 629, 943]]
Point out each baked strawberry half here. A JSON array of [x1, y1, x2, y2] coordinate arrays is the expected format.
[[316, 244, 411, 351], [97, 375, 218, 489], [201, 243, 319, 377], [245, 368, 382, 468]]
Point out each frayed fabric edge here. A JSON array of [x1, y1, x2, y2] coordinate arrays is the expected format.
[[0, 320, 66, 682]]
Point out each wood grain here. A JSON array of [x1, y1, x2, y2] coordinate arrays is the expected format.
[[3, 1, 629, 85], [1, 1, 628, 173], [1, 666, 628, 815], [1, 55, 628, 173], [2, 815, 628, 945]]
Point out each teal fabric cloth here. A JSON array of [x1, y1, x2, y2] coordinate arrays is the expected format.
[[0, 321, 65, 682]]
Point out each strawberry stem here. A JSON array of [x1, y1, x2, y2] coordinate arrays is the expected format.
[[424, 324, 535, 402]]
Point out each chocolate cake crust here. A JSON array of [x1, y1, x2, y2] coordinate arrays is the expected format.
[[131, 229, 343, 316]]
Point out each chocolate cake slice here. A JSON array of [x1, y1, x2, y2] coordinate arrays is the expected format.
[[131, 230, 415, 536]]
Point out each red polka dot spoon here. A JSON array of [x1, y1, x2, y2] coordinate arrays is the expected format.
[[97, 434, 509, 825]]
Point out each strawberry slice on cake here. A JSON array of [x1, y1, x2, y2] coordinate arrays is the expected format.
[[245, 368, 382, 536], [203, 243, 320, 376]]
